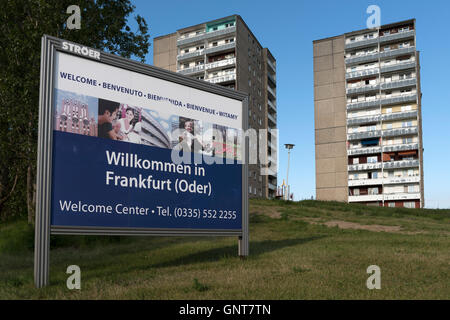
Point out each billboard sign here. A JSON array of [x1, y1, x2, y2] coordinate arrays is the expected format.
[[35, 36, 248, 287]]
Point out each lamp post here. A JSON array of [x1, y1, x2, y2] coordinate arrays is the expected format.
[[284, 144, 295, 200]]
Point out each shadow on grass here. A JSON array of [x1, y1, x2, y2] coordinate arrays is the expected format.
[[151, 235, 327, 269]]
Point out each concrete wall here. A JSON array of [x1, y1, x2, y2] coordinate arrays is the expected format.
[[313, 36, 348, 202], [153, 33, 177, 72]]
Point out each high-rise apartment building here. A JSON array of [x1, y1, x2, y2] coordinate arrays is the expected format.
[[154, 15, 277, 198], [314, 19, 424, 208]]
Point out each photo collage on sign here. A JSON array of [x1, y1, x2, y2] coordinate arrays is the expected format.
[[53, 89, 241, 160]]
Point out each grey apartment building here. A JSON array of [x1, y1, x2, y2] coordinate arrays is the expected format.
[[154, 15, 278, 198], [314, 19, 424, 208]]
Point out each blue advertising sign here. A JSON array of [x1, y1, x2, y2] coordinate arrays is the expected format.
[[48, 45, 246, 233]]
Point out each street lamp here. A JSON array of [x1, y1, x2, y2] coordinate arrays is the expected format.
[[284, 144, 295, 200]]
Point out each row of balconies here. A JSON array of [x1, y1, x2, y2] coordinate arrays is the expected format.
[[347, 142, 419, 156], [177, 42, 236, 61], [346, 78, 416, 95], [347, 110, 418, 126], [348, 191, 421, 202], [348, 159, 419, 172], [345, 29, 415, 50], [347, 93, 417, 111], [177, 25, 236, 46], [348, 175, 420, 187], [346, 60, 416, 80], [177, 57, 237, 76], [345, 46, 416, 66], [347, 126, 418, 141]]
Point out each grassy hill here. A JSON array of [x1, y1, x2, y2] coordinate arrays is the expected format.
[[0, 199, 449, 299]]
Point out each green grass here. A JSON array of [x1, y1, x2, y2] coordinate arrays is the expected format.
[[0, 199, 449, 299]]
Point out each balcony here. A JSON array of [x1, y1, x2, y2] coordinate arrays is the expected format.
[[177, 64, 205, 75], [204, 72, 236, 84], [348, 178, 384, 187], [204, 42, 236, 55], [346, 83, 380, 95], [381, 61, 416, 74], [382, 159, 419, 169], [379, 46, 416, 60], [382, 110, 418, 122], [380, 93, 417, 106], [347, 146, 381, 156], [267, 85, 276, 98], [177, 49, 205, 61], [380, 78, 416, 91], [349, 194, 383, 202], [347, 114, 381, 126], [268, 113, 277, 126], [383, 176, 420, 185], [348, 162, 382, 172], [177, 26, 236, 46], [345, 37, 379, 50], [268, 59, 276, 72], [347, 99, 380, 111], [382, 126, 418, 138], [268, 99, 277, 112], [379, 30, 415, 44], [346, 67, 379, 80], [382, 142, 419, 153], [268, 72, 276, 86], [345, 51, 379, 65], [383, 192, 421, 201], [204, 57, 236, 71], [268, 182, 277, 190], [347, 129, 381, 141]]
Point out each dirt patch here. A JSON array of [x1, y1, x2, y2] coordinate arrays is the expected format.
[[300, 217, 423, 234], [250, 205, 282, 219]]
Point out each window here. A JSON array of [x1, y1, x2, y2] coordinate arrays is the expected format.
[[386, 107, 392, 113], [388, 202, 395, 208], [384, 30, 391, 36], [372, 172, 378, 179], [369, 187, 379, 195], [402, 121, 412, 128], [384, 46, 391, 51], [350, 37, 356, 42], [367, 156, 378, 163], [212, 42, 218, 47], [386, 123, 393, 129], [184, 49, 189, 54], [404, 201, 415, 208], [401, 105, 412, 112], [408, 169, 414, 177], [353, 188, 360, 196], [403, 137, 413, 144], [353, 158, 359, 164]]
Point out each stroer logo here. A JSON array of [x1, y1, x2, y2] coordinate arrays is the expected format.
[[61, 41, 100, 60]]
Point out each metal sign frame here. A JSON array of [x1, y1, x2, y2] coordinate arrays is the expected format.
[[34, 35, 249, 288]]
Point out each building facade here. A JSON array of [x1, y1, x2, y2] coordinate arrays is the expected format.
[[314, 19, 424, 208], [55, 98, 97, 136], [154, 15, 277, 198]]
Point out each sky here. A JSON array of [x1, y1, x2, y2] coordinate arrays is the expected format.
[[131, 0, 450, 208]]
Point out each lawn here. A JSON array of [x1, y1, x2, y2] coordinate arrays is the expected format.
[[0, 199, 448, 299]]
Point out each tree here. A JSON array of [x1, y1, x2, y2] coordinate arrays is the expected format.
[[0, 0, 150, 223]]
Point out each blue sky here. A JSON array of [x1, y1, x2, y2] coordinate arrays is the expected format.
[[132, 0, 450, 208]]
